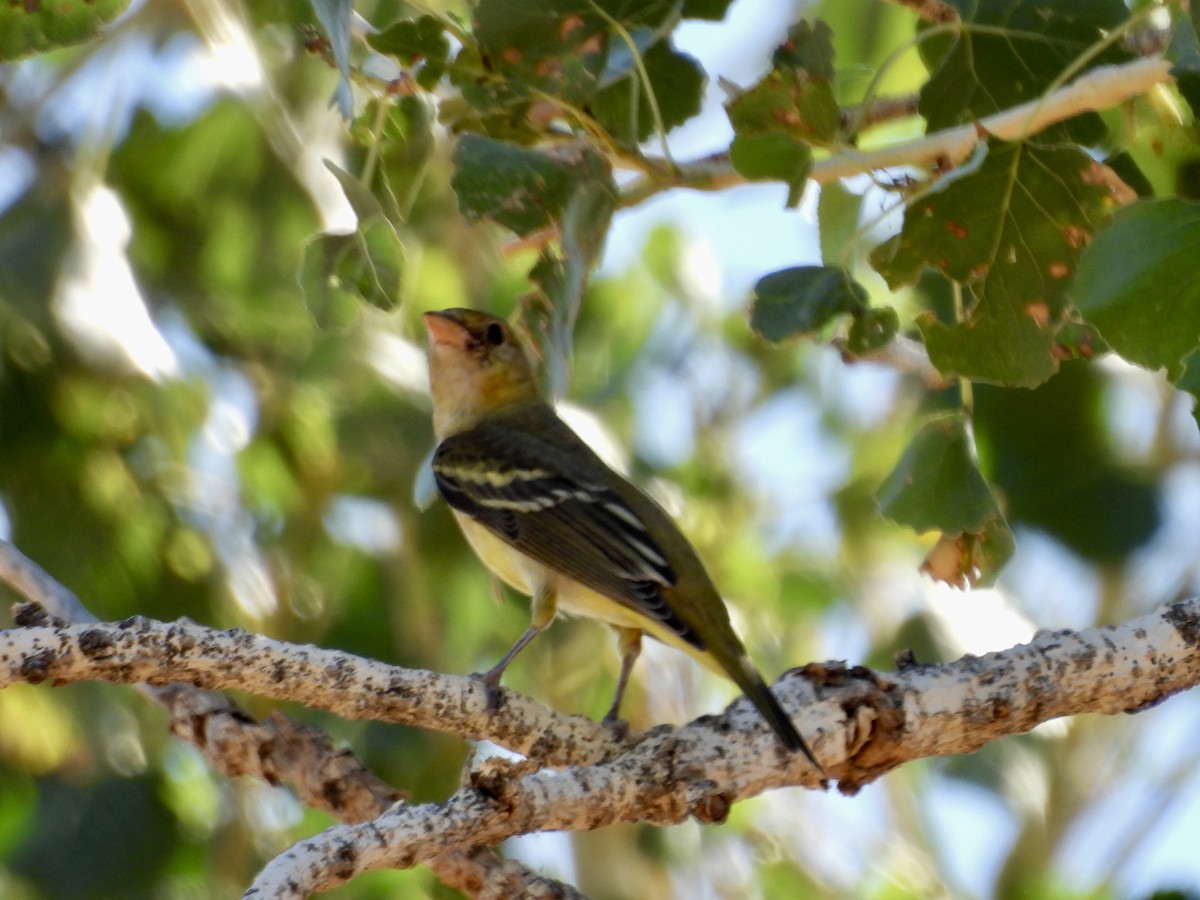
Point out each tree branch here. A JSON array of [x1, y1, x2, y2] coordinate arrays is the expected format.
[[811, 56, 1173, 183], [0, 541, 578, 899], [619, 55, 1174, 203], [833, 333, 953, 389], [0, 603, 630, 766], [240, 598, 1200, 895], [5, 577, 1199, 896]]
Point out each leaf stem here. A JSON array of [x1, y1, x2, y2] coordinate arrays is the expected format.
[[361, 94, 390, 191], [587, 0, 677, 169], [951, 283, 974, 411]]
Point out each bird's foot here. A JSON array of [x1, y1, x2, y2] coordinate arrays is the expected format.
[[470, 668, 504, 714], [600, 715, 631, 741]]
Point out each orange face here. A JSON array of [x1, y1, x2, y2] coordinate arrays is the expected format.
[[424, 309, 539, 437]]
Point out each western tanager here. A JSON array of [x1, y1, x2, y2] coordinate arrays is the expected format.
[[424, 307, 821, 769]]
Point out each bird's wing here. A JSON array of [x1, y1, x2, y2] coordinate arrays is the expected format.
[[432, 422, 705, 651]]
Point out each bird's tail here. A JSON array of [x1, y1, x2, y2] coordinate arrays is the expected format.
[[730, 655, 824, 775]]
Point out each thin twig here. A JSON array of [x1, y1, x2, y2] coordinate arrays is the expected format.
[[832, 333, 952, 390], [619, 55, 1174, 203], [840, 94, 922, 136]]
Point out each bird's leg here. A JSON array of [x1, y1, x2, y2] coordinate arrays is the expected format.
[[602, 626, 643, 727], [476, 584, 557, 712]]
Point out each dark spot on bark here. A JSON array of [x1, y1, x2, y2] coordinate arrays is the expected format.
[[331, 841, 359, 880], [383, 675, 417, 700], [20, 650, 52, 684], [990, 697, 1012, 721], [167, 626, 197, 655], [1124, 690, 1176, 714], [321, 778, 346, 807], [324, 657, 352, 686], [13, 602, 51, 628], [1071, 644, 1096, 670], [471, 770, 509, 806], [78, 628, 114, 657], [1163, 602, 1200, 648]]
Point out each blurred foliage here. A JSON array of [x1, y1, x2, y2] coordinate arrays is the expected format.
[[0, 0, 130, 62], [0, 0, 1198, 898]]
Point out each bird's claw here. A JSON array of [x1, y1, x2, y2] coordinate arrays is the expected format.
[[600, 715, 631, 741], [471, 670, 504, 714]]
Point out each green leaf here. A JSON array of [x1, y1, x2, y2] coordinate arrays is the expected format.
[[301, 161, 405, 318], [750, 266, 868, 341], [725, 20, 839, 205], [451, 136, 616, 237], [591, 40, 706, 144], [527, 166, 617, 396], [818, 181, 863, 266], [969, 518, 1016, 588], [1167, 17, 1200, 122], [598, 26, 662, 87], [728, 135, 813, 208], [451, 136, 615, 394], [348, 95, 436, 220], [1053, 316, 1107, 362], [846, 307, 900, 355], [472, 0, 610, 106], [0, 0, 129, 60], [0, 188, 74, 330], [297, 234, 372, 329], [323, 160, 386, 223], [681, 0, 734, 21], [918, 308, 1058, 386], [772, 17, 835, 79], [356, 220, 405, 307], [973, 365, 1159, 562], [877, 412, 1002, 536], [1073, 198, 1200, 381], [1102, 151, 1153, 200], [367, 15, 450, 88], [872, 140, 1114, 387], [369, 15, 449, 64], [919, 0, 1131, 143], [299, 219, 404, 325], [726, 20, 840, 147], [1178, 350, 1200, 431]]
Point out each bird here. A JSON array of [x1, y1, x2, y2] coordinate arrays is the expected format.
[[424, 307, 822, 770]]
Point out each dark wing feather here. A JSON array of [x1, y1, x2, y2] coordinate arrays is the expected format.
[[433, 420, 704, 650]]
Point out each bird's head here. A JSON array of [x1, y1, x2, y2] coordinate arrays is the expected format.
[[424, 308, 541, 437]]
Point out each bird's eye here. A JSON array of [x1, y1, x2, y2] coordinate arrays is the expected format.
[[485, 323, 505, 346]]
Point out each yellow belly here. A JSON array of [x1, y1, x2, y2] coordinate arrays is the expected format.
[[454, 512, 721, 674]]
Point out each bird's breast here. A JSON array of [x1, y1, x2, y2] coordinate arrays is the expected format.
[[452, 512, 722, 672]]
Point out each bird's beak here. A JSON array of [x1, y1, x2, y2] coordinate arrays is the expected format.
[[423, 311, 469, 348]]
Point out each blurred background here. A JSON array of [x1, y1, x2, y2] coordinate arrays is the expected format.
[[1, 0, 1199, 897]]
